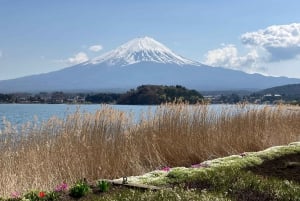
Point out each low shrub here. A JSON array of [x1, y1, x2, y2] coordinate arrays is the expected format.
[[69, 180, 91, 198], [23, 191, 39, 201], [97, 180, 110, 192], [45, 191, 60, 201]]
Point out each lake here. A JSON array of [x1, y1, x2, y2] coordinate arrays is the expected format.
[[0, 104, 262, 130], [0, 104, 155, 129]]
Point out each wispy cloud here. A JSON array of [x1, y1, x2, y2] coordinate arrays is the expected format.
[[89, 45, 103, 52], [56, 44, 101, 66], [68, 52, 89, 65], [0, 50, 3, 58], [203, 23, 300, 73]]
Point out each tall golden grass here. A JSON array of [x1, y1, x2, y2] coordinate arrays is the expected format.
[[0, 104, 299, 196]]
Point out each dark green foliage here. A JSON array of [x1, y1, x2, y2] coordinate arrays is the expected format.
[[5, 198, 21, 201], [0, 94, 13, 103], [69, 180, 91, 198], [97, 180, 110, 192], [85, 93, 121, 103], [218, 93, 241, 104], [24, 191, 39, 201], [45, 191, 60, 201], [117, 85, 204, 105]]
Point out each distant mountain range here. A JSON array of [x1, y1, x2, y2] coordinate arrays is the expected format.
[[258, 83, 300, 96], [0, 36, 299, 93]]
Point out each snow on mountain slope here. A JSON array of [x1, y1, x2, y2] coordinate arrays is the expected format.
[[87, 36, 200, 66]]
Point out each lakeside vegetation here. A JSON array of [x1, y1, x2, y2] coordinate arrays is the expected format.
[[0, 103, 299, 198]]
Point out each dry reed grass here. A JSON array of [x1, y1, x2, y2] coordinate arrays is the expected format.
[[0, 104, 299, 196]]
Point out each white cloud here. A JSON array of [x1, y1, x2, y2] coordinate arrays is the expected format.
[[203, 23, 300, 75], [241, 23, 300, 61], [68, 52, 89, 64], [0, 50, 3, 58], [204, 44, 262, 72], [89, 45, 103, 52], [204, 44, 237, 67]]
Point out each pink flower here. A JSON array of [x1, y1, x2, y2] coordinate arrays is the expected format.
[[55, 182, 68, 192], [11, 191, 21, 198], [162, 166, 171, 172]]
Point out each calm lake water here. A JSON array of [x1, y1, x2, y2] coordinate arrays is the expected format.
[[0, 104, 154, 129], [0, 104, 262, 130]]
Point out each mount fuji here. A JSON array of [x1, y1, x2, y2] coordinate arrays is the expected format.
[[0, 36, 299, 93], [88, 36, 199, 66]]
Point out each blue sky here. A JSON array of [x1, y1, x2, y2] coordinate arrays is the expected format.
[[1, 0, 300, 80]]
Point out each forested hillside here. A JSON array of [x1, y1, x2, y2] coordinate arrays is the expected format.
[[117, 85, 203, 105]]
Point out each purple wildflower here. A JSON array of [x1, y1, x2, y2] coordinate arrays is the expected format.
[[55, 182, 68, 192], [161, 166, 171, 172]]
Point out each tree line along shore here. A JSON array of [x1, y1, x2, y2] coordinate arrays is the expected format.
[[1, 84, 300, 105]]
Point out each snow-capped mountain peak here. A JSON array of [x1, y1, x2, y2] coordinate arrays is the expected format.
[[88, 36, 200, 66]]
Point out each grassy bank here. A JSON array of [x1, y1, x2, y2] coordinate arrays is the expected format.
[[102, 142, 300, 201], [0, 104, 299, 196]]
